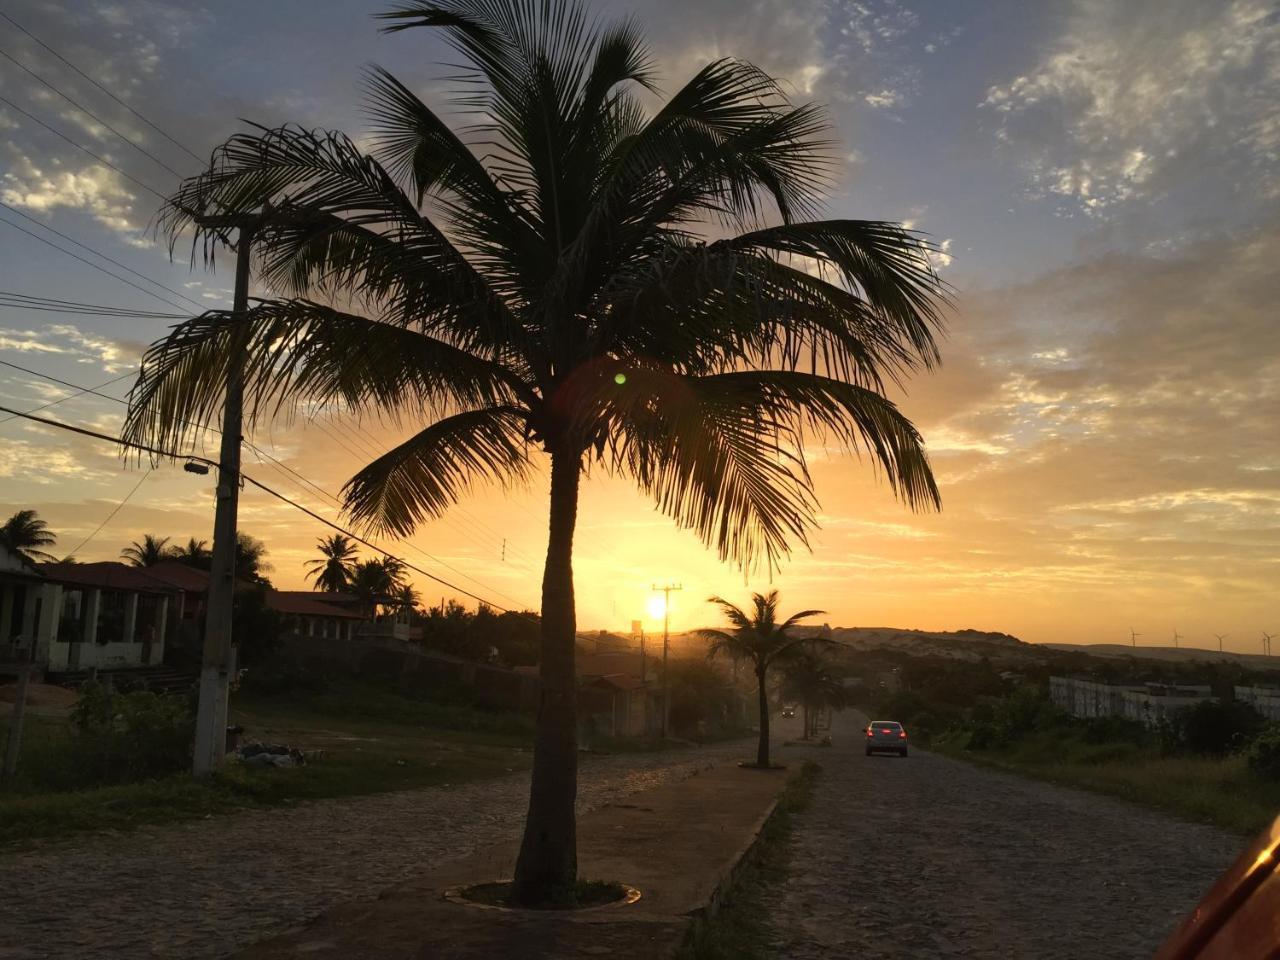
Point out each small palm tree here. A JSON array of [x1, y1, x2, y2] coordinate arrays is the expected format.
[[305, 534, 359, 592], [121, 534, 172, 567], [0, 509, 58, 563], [699, 591, 823, 767], [124, 1, 946, 904], [171, 537, 212, 569]]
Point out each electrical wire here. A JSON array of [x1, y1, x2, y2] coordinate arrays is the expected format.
[[0, 361, 542, 612], [62, 468, 153, 558], [0, 93, 170, 203], [0, 46, 187, 179], [0, 10, 204, 164], [0, 202, 207, 311], [0, 401, 534, 614], [0, 213, 192, 312]]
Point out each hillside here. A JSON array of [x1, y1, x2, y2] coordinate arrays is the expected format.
[[1043, 643, 1278, 668]]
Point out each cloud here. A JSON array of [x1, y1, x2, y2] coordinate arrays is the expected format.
[[0, 146, 146, 239], [982, 0, 1280, 213], [0, 324, 138, 372]]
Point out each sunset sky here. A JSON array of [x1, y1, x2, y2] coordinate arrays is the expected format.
[[1, 1, 1277, 650]]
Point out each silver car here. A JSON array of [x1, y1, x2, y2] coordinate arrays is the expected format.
[[865, 719, 909, 757]]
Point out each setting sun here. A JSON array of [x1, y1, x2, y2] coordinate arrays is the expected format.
[[646, 595, 667, 621]]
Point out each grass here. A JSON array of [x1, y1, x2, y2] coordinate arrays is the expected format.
[[0, 688, 535, 848], [678, 760, 820, 960], [931, 729, 1280, 836]]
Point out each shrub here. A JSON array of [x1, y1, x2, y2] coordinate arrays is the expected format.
[[57, 681, 196, 787], [1247, 726, 1280, 781], [1170, 700, 1266, 756]]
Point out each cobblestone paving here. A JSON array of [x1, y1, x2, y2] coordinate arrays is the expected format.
[[771, 713, 1246, 959], [0, 740, 752, 960]]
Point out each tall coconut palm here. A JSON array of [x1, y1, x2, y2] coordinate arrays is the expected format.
[[305, 534, 359, 592], [699, 592, 825, 767], [350, 557, 403, 616], [0, 509, 58, 564], [123, 0, 945, 905], [121, 534, 172, 568]]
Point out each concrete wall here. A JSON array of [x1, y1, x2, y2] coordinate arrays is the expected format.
[[1236, 686, 1280, 721], [1050, 676, 1217, 728]]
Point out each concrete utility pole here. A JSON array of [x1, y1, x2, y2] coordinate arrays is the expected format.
[[192, 221, 255, 777], [652, 583, 682, 739]]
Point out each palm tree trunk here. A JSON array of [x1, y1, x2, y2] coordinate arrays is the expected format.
[[511, 451, 581, 906], [756, 662, 769, 767]]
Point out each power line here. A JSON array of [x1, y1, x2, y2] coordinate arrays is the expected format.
[[0, 202, 206, 312], [0, 10, 204, 164], [0, 290, 184, 319], [0, 93, 170, 203], [2, 360, 541, 612], [0, 401, 530, 614], [0, 363, 136, 425], [0, 46, 187, 179], [63, 468, 153, 558], [0, 213, 192, 312]]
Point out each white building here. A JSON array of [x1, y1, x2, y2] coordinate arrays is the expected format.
[[1, 544, 171, 675], [1049, 676, 1216, 728]]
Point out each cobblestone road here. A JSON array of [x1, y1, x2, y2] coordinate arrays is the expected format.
[[771, 713, 1246, 959], [0, 740, 751, 960]]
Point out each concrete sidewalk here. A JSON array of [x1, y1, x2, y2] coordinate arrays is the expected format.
[[234, 758, 789, 960]]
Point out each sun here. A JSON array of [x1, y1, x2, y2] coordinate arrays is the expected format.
[[646, 595, 667, 621]]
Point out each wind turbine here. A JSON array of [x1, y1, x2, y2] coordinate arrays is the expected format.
[[1265, 632, 1275, 657], [1213, 633, 1229, 653], [1172, 628, 1183, 649], [1129, 627, 1141, 647]]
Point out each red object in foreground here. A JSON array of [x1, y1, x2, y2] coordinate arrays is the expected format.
[[1154, 811, 1280, 959], [899, 731, 907, 739]]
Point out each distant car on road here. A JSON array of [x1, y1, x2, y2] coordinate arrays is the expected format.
[[865, 720, 908, 757], [781, 704, 796, 718]]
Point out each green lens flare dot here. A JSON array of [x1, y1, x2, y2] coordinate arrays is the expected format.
[[614, 372, 627, 385]]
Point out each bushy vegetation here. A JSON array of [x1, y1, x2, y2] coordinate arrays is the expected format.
[[5, 681, 195, 792], [1246, 726, 1280, 781], [666, 659, 748, 739]]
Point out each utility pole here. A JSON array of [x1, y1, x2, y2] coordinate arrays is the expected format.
[[652, 583, 681, 739], [191, 219, 255, 777]]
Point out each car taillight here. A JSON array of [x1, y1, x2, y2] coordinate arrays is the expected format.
[[899, 731, 907, 739], [866, 730, 873, 737]]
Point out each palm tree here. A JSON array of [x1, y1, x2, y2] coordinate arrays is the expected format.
[[120, 534, 172, 567], [780, 642, 848, 739], [350, 558, 401, 617], [0, 509, 58, 563], [234, 532, 272, 585], [698, 592, 824, 767], [171, 537, 212, 569], [305, 534, 359, 592], [123, 1, 945, 905]]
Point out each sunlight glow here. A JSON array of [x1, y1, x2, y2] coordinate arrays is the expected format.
[[646, 595, 667, 620]]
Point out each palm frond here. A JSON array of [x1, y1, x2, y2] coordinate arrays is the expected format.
[[342, 405, 533, 536], [123, 300, 529, 456]]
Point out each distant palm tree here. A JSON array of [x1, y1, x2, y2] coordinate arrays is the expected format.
[[0, 509, 58, 563], [121, 534, 172, 567], [780, 642, 848, 739], [305, 534, 358, 592], [123, 0, 945, 904], [699, 591, 824, 767], [170, 537, 212, 569], [234, 532, 271, 585], [393, 582, 421, 615], [350, 558, 402, 616]]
